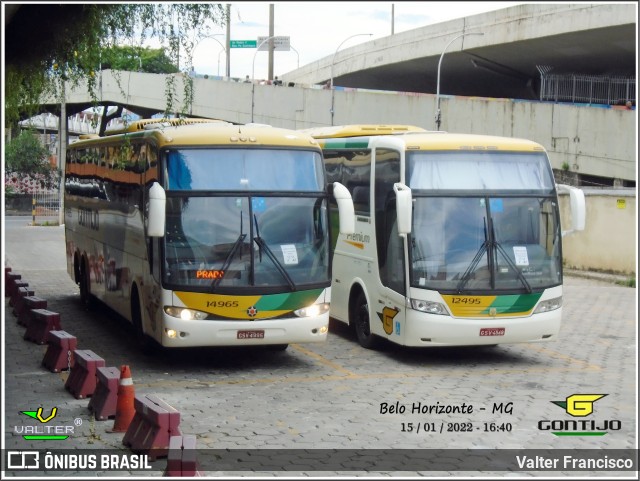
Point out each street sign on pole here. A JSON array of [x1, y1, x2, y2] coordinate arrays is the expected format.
[[230, 40, 257, 48], [257, 36, 290, 51]]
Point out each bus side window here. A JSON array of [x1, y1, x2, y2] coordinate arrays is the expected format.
[[381, 201, 405, 294], [352, 186, 370, 215]]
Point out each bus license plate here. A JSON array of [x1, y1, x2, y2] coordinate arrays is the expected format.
[[480, 327, 505, 336], [237, 330, 265, 339]]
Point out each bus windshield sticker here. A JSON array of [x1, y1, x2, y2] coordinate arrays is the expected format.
[[490, 198, 503, 213], [513, 246, 529, 266], [281, 244, 299, 265], [252, 197, 266, 213]]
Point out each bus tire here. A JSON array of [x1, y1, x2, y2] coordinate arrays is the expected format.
[[352, 291, 381, 350], [131, 286, 159, 355], [74, 253, 81, 285], [79, 257, 94, 310]]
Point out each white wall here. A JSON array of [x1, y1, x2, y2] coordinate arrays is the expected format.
[[558, 189, 636, 276]]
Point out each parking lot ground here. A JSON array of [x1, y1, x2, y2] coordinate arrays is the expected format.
[[2, 220, 637, 478]]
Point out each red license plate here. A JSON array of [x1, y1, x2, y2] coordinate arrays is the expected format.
[[480, 327, 505, 336], [237, 330, 265, 340]]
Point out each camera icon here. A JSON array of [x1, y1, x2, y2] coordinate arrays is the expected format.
[[7, 451, 40, 469]]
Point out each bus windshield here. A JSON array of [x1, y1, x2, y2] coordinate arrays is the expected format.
[[407, 151, 561, 293], [163, 148, 330, 292], [166, 148, 324, 191], [407, 150, 555, 191]]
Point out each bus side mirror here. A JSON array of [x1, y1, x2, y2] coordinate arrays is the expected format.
[[147, 182, 166, 237], [558, 184, 586, 236], [332, 182, 355, 235], [394, 183, 412, 235], [569, 187, 586, 232]]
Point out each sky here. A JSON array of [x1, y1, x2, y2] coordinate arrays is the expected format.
[[190, 2, 522, 81]]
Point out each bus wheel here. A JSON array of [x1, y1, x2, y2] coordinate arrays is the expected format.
[[353, 292, 381, 350], [131, 287, 159, 355], [79, 258, 94, 310]]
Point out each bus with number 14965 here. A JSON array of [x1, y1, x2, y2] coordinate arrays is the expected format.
[[64, 119, 354, 352]]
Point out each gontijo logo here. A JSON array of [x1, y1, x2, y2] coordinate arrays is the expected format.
[[538, 394, 621, 436], [552, 394, 606, 417], [15, 406, 79, 440]]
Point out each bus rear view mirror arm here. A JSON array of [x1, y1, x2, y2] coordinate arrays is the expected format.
[[332, 182, 355, 235], [147, 182, 166, 237]]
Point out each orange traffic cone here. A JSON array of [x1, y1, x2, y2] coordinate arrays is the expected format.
[[111, 365, 135, 432]]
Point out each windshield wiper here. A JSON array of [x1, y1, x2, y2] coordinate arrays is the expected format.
[[456, 217, 489, 293], [456, 216, 533, 294], [253, 214, 296, 291], [212, 213, 245, 288]]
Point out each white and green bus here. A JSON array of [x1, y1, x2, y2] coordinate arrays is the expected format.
[[302, 125, 586, 349], [64, 119, 354, 351]]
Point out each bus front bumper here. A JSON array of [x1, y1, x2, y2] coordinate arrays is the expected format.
[[158, 313, 329, 348], [402, 308, 562, 347]]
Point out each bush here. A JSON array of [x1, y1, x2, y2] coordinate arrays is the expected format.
[[5, 130, 56, 189]]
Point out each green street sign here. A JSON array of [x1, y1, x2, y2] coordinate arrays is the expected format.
[[230, 40, 257, 48]]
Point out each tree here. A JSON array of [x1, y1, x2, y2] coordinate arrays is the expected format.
[[5, 4, 226, 127], [100, 45, 179, 74], [5, 130, 56, 191]]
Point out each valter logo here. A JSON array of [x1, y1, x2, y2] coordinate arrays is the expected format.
[[538, 393, 622, 436], [14, 406, 77, 440], [21, 407, 58, 423]]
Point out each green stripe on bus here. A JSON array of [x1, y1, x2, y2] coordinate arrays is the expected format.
[[255, 289, 324, 311], [482, 293, 542, 315], [322, 140, 370, 148]]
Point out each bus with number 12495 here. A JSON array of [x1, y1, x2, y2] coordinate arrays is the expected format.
[[64, 119, 355, 352], [301, 124, 586, 350]]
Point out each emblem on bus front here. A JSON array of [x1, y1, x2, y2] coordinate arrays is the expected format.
[[247, 306, 258, 317]]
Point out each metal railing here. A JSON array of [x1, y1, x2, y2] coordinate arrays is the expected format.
[[540, 73, 636, 105], [32, 189, 60, 218]]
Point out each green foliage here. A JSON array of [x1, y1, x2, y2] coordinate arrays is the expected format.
[[5, 130, 52, 176], [615, 278, 636, 288], [5, 4, 226, 127], [100, 45, 179, 74]]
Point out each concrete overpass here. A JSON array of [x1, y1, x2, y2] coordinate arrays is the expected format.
[[41, 67, 635, 188], [32, 3, 636, 187], [282, 3, 636, 101]]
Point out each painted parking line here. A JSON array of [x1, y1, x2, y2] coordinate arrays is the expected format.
[[520, 343, 602, 371], [290, 343, 356, 376]]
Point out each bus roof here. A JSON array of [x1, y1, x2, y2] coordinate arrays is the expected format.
[[299, 124, 427, 139], [318, 131, 546, 153], [103, 117, 231, 135], [70, 122, 321, 149]]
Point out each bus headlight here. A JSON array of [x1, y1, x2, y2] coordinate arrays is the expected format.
[[533, 296, 562, 314], [294, 303, 330, 318], [410, 299, 448, 315], [164, 306, 209, 321]]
